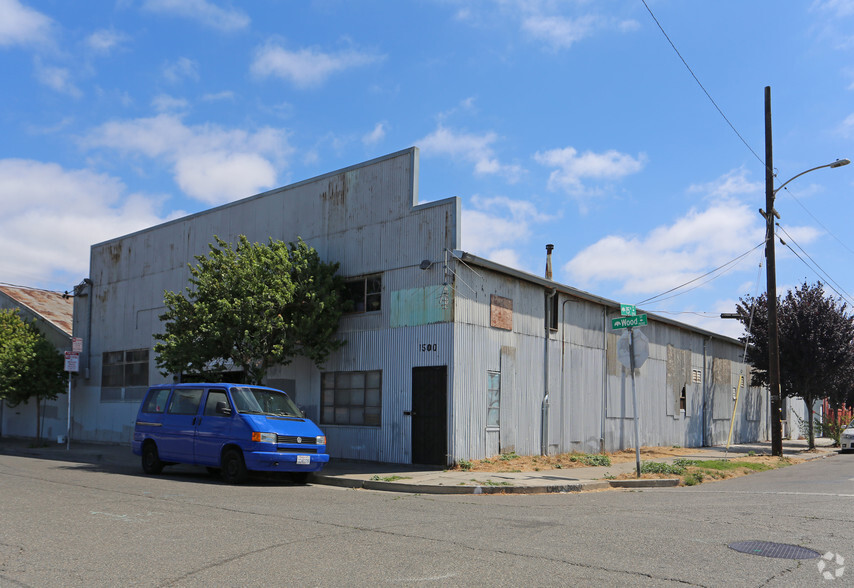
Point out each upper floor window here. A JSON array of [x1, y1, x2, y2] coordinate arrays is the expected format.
[[101, 348, 149, 402], [344, 275, 382, 313]]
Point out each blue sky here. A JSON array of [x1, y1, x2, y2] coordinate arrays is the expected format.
[[2, 0, 854, 339]]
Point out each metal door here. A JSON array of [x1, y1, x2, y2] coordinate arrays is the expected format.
[[411, 366, 448, 466]]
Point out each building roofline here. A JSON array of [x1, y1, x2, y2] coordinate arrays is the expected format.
[[91, 147, 422, 249], [453, 250, 743, 346]]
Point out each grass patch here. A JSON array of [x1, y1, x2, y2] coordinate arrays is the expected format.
[[641, 461, 687, 475], [479, 479, 512, 486], [369, 475, 412, 482], [569, 453, 612, 467]]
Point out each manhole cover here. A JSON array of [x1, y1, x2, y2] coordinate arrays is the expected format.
[[729, 540, 821, 560]]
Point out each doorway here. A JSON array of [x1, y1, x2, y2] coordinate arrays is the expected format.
[[411, 366, 448, 466]]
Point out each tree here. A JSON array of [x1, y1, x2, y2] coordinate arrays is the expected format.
[[155, 235, 347, 384], [0, 309, 67, 442], [736, 281, 854, 449]]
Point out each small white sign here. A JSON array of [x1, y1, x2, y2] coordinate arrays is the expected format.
[[64, 351, 79, 373], [72, 337, 83, 353]]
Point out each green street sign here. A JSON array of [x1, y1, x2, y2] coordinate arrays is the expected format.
[[620, 303, 637, 317], [611, 314, 648, 330]]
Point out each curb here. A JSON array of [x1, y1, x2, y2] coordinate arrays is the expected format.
[[310, 475, 677, 494]]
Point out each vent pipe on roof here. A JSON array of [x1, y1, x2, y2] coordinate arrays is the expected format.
[[545, 244, 554, 280]]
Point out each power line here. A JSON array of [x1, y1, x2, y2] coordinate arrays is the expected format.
[[778, 185, 854, 260], [640, 0, 767, 171], [775, 225, 854, 306], [636, 242, 765, 306]]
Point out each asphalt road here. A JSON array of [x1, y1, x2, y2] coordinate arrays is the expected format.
[[1, 452, 851, 587]]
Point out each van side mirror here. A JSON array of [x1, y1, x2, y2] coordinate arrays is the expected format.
[[216, 401, 232, 416]]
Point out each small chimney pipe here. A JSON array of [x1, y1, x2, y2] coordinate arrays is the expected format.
[[545, 244, 554, 280]]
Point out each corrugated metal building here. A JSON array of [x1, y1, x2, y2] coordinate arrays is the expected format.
[[0, 284, 73, 440], [69, 147, 768, 464]]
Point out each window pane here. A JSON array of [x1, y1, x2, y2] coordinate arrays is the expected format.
[[168, 389, 203, 415], [322, 407, 334, 424], [205, 391, 229, 416], [488, 372, 500, 390], [350, 408, 364, 425], [365, 388, 381, 407], [487, 408, 500, 427], [102, 365, 123, 387], [103, 351, 123, 366], [125, 362, 148, 387], [142, 389, 169, 413], [365, 407, 381, 426], [366, 371, 381, 388], [366, 293, 381, 312], [335, 407, 349, 424], [335, 373, 351, 389], [335, 389, 350, 406], [350, 388, 364, 407], [366, 276, 382, 294], [350, 372, 365, 389], [321, 389, 334, 406], [322, 372, 335, 387]]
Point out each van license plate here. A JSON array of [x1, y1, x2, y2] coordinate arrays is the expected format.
[[296, 455, 310, 465]]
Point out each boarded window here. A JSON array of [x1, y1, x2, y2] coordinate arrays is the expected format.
[[490, 294, 513, 330], [666, 345, 691, 417]]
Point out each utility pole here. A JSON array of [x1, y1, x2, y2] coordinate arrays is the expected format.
[[764, 86, 784, 457]]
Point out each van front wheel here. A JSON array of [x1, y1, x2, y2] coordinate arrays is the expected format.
[[221, 449, 248, 484], [141, 442, 164, 475]]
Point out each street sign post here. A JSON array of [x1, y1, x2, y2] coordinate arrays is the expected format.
[[64, 347, 81, 451], [611, 314, 648, 330]]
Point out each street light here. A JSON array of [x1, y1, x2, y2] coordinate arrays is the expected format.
[[763, 86, 850, 457]]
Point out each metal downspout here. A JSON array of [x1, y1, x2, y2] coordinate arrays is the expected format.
[[601, 309, 608, 453], [542, 288, 556, 456]]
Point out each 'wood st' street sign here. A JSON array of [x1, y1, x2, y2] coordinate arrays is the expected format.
[[611, 314, 648, 329]]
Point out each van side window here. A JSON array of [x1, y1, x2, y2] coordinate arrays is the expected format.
[[166, 388, 203, 415], [142, 389, 170, 413], [204, 390, 230, 416]]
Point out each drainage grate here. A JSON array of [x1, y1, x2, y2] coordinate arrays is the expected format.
[[729, 540, 821, 560]]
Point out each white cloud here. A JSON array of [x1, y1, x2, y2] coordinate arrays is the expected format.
[[0, 159, 176, 290], [152, 93, 189, 112], [251, 42, 383, 89], [202, 90, 235, 102], [82, 114, 294, 204], [163, 57, 199, 83], [535, 146, 646, 199], [418, 125, 525, 182], [522, 14, 598, 50], [462, 195, 550, 270], [840, 112, 854, 137], [34, 59, 82, 97], [563, 171, 773, 296], [142, 0, 249, 32], [0, 0, 52, 47], [86, 29, 129, 54], [362, 122, 386, 146]]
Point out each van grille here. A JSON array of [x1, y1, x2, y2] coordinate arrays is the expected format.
[[276, 435, 318, 445], [277, 448, 318, 454]]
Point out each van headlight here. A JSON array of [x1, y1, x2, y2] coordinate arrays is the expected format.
[[252, 432, 277, 443], [316, 435, 326, 445]]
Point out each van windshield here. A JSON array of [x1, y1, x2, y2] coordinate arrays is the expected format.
[[231, 387, 303, 418]]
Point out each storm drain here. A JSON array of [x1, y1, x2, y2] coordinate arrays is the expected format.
[[728, 540, 821, 560]]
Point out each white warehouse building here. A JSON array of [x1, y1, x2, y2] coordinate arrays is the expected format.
[[69, 148, 769, 465]]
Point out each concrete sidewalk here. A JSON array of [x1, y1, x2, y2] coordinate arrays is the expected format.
[[0, 436, 837, 495]]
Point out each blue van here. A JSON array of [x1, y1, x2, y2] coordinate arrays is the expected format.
[[132, 383, 329, 484]]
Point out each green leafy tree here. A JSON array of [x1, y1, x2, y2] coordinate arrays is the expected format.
[[0, 309, 67, 442], [155, 235, 347, 384], [736, 281, 854, 449]]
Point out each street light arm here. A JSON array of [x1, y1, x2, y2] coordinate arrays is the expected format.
[[773, 159, 850, 195]]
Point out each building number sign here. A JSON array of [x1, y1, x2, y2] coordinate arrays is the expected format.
[[419, 343, 438, 352]]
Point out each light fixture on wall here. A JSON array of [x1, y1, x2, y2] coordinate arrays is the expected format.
[[419, 259, 433, 270]]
